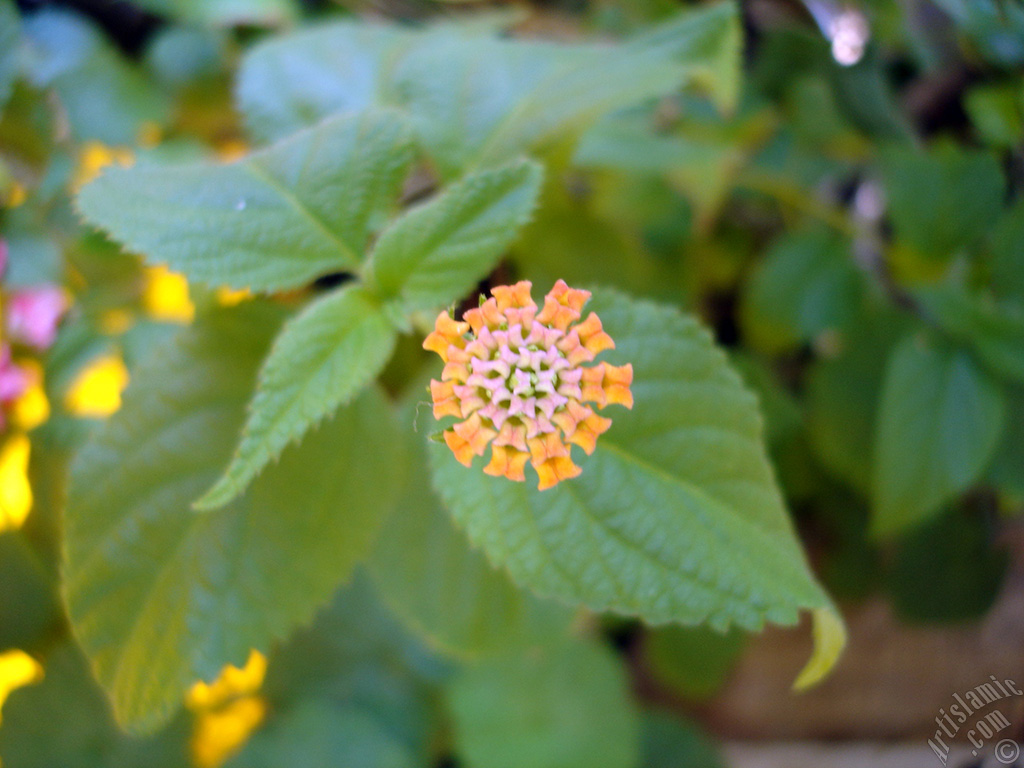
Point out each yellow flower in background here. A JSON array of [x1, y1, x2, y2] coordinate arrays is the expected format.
[[188, 651, 268, 768], [186, 650, 267, 710], [0, 650, 43, 725], [215, 139, 250, 164], [64, 355, 129, 418], [72, 142, 134, 191], [143, 265, 194, 323], [10, 361, 49, 431], [0, 434, 32, 532], [215, 286, 252, 307], [5, 183, 26, 209], [136, 121, 163, 149], [98, 309, 134, 336], [191, 696, 266, 768]]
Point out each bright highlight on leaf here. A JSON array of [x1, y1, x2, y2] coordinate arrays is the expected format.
[[64, 355, 129, 418], [424, 280, 632, 490], [0, 650, 43, 724], [0, 434, 32, 532], [143, 265, 195, 323]]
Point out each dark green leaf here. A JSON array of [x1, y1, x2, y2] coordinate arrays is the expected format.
[[446, 640, 640, 768], [887, 507, 1008, 624], [740, 229, 864, 352], [368, 382, 571, 658], [880, 144, 1003, 267], [0, 0, 20, 113], [643, 625, 746, 699]]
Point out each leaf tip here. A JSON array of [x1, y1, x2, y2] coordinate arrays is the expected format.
[[792, 605, 846, 692]]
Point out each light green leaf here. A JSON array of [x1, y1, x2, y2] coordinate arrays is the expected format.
[[236, 22, 414, 143], [0, 0, 20, 113], [234, 5, 739, 173], [196, 285, 397, 510], [367, 160, 542, 314], [63, 304, 405, 733], [872, 331, 1006, 535], [740, 229, 864, 352], [368, 382, 571, 658], [430, 290, 832, 631], [446, 640, 640, 768], [628, 0, 741, 114], [76, 110, 414, 292]]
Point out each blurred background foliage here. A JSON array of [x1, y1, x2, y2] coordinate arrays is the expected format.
[[0, 0, 1022, 766]]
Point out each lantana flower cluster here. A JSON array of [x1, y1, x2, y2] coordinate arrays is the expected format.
[[0, 240, 68, 430], [424, 280, 632, 490]]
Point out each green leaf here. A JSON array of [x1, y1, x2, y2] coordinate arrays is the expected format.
[[236, 22, 414, 143], [643, 624, 746, 700], [22, 10, 170, 145], [886, 507, 1008, 624], [262, 572, 446, 757], [806, 310, 907, 494], [872, 331, 1006, 535], [880, 144, 1003, 267], [990, 199, 1024, 299], [987, 387, 1024, 499], [227, 700, 417, 768], [430, 290, 832, 631], [63, 304, 405, 733], [627, 0, 741, 114], [0, 532, 61, 653], [396, 36, 683, 176], [196, 285, 397, 510], [965, 84, 1024, 149], [640, 710, 724, 768], [367, 160, 542, 314], [367, 382, 571, 658], [740, 229, 864, 352], [0, 644, 192, 768], [76, 110, 414, 292], [445, 640, 640, 768], [235, 5, 739, 173], [131, 0, 298, 28], [0, 0, 20, 113], [917, 285, 1024, 386]]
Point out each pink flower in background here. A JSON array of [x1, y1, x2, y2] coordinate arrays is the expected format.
[[0, 238, 68, 430], [6, 286, 68, 350]]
